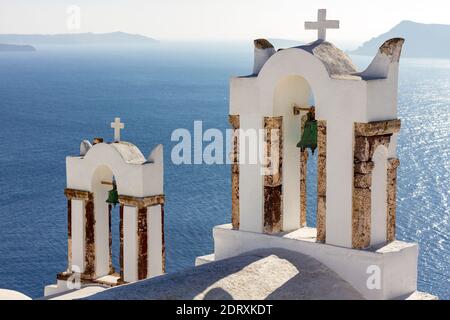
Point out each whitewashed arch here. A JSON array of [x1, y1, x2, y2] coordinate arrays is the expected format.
[[257, 48, 330, 118], [91, 165, 115, 277], [67, 142, 163, 197], [272, 75, 314, 231]]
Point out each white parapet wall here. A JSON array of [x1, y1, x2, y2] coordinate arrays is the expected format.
[[211, 224, 418, 300]]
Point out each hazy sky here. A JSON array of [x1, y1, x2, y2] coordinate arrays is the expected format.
[[0, 0, 449, 48]]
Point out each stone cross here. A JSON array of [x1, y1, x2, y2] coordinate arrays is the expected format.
[[111, 117, 124, 142], [305, 9, 339, 41]]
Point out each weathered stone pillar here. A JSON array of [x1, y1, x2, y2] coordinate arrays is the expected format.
[[84, 193, 95, 279], [66, 199, 72, 270], [161, 204, 166, 273], [387, 158, 400, 242], [119, 204, 124, 282], [352, 119, 400, 249], [316, 120, 327, 243], [299, 149, 308, 228], [137, 207, 148, 280], [263, 116, 283, 234], [351, 165, 373, 249], [229, 115, 240, 230], [108, 204, 114, 274]]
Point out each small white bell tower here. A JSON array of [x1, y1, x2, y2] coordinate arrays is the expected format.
[[45, 119, 165, 296]]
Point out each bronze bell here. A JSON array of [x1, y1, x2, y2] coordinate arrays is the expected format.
[[297, 110, 317, 154], [106, 184, 119, 207]]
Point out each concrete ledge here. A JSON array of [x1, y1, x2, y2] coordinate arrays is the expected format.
[[44, 274, 120, 297], [44, 280, 75, 297], [212, 224, 419, 300], [195, 254, 215, 266], [404, 291, 438, 300], [42, 285, 106, 300]]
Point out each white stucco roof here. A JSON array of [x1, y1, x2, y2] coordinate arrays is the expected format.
[[253, 38, 404, 82], [0, 289, 32, 300], [85, 248, 364, 300], [292, 40, 358, 78], [107, 141, 147, 164]]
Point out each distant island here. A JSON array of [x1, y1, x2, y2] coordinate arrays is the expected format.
[[0, 32, 158, 47], [350, 21, 450, 58], [0, 43, 36, 52]]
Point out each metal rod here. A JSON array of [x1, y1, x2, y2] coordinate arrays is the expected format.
[[293, 105, 315, 115]]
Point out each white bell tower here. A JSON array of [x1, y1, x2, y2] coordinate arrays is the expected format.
[[45, 119, 165, 296], [198, 10, 424, 300]]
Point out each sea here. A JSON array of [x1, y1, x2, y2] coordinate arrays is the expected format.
[[0, 42, 448, 299]]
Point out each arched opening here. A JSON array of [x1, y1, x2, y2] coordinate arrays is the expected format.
[[273, 75, 318, 233], [371, 146, 388, 246], [91, 165, 121, 280]]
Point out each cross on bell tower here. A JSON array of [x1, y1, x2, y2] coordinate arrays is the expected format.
[[305, 9, 339, 41], [111, 117, 124, 142]]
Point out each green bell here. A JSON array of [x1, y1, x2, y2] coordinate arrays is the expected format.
[[297, 111, 317, 154], [106, 184, 119, 207]]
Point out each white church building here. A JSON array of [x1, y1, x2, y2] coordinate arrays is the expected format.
[[1, 9, 437, 300]]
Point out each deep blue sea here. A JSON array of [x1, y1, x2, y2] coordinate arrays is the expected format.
[[0, 43, 448, 299]]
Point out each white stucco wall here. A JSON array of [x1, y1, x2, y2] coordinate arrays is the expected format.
[[66, 143, 163, 198], [229, 77, 258, 116], [238, 114, 264, 233], [148, 205, 163, 277], [123, 205, 138, 282], [71, 199, 84, 273], [325, 116, 354, 247], [212, 224, 418, 300]]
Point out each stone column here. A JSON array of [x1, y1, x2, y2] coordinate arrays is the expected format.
[[316, 120, 327, 243], [229, 115, 240, 229], [84, 192, 95, 279], [263, 116, 283, 234], [137, 206, 148, 280], [66, 199, 72, 270], [387, 158, 400, 242], [108, 204, 114, 274], [161, 204, 166, 273], [119, 204, 124, 282], [299, 149, 308, 228], [352, 120, 400, 249]]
